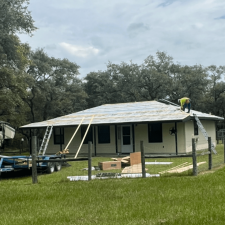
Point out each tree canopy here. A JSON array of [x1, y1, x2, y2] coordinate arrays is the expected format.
[[1, 0, 225, 134], [25, 49, 87, 122]]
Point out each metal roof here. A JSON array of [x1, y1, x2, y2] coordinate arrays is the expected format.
[[20, 101, 224, 129]]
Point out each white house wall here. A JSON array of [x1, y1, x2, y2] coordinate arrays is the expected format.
[[45, 120, 217, 155], [177, 122, 186, 154], [46, 125, 116, 155], [46, 133, 59, 154], [65, 126, 94, 155], [185, 120, 216, 152], [197, 120, 216, 151], [95, 125, 116, 154], [46, 126, 81, 154], [134, 123, 176, 154]]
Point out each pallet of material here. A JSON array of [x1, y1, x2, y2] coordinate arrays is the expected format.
[[159, 162, 206, 174], [111, 152, 142, 166], [167, 162, 206, 173], [121, 163, 148, 174], [111, 157, 130, 164]]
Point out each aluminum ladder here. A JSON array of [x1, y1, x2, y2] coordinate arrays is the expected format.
[[193, 114, 217, 154], [38, 125, 53, 155]]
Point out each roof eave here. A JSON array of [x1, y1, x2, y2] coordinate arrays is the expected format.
[[190, 116, 224, 121], [20, 118, 191, 129]]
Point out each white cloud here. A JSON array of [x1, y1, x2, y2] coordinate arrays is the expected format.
[[18, 0, 225, 77], [59, 42, 99, 58], [194, 23, 204, 28]]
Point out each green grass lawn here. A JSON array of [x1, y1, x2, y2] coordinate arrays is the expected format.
[[1, 145, 225, 225]]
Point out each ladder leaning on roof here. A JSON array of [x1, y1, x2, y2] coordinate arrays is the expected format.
[[193, 114, 217, 154], [38, 125, 53, 155]]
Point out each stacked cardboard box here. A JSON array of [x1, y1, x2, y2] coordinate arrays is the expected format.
[[98, 161, 121, 170]]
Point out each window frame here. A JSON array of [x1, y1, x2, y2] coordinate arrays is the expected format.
[[98, 125, 111, 144], [148, 123, 163, 143], [54, 127, 64, 145]]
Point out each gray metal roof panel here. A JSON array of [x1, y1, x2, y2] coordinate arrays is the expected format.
[[20, 101, 223, 128]]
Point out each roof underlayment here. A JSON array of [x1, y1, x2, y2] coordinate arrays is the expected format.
[[20, 101, 224, 129]]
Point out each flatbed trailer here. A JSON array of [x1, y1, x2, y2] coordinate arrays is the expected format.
[[0, 154, 64, 175]]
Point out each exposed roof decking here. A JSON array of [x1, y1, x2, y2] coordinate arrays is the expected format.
[[20, 101, 223, 128]]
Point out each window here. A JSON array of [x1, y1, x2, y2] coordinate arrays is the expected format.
[[81, 126, 93, 144], [98, 125, 110, 144], [122, 126, 131, 145], [148, 123, 162, 143], [54, 127, 64, 145], [194, 120, 198, 135]]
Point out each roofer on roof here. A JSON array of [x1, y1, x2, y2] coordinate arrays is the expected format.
[[178, 97, 191, 113]]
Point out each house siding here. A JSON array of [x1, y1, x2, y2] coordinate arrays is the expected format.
[[134, 123, 176, 154], [45, 120, 217, 155], [177, 122, 186, 154], [95, 125, 116, 154], [46, 125, 117, 155], [185, 120, 216, 153]]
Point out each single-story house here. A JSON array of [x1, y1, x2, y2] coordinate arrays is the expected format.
[[20, 100, 224, 156]]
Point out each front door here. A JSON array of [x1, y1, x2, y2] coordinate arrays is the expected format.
[[121, 125, 133, 153]]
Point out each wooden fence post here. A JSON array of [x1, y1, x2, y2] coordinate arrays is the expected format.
[[208, 137, 212, 170], [140, 141, 146, 178], [192, 138, 197, 176], [223, 135, 225, 163], [88, 141, 92, 181], [32, 136, 38, 184]]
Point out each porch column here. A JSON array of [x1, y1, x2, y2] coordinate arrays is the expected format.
[[175, 122, 178, 155], [93, 125, 97, 156], [115, 124, 118, 154]]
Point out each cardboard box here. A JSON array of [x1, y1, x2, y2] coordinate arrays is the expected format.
[[98, 161, 121, 170], [130, 152, 141, 166]]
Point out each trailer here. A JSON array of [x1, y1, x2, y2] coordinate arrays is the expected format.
[[0, 121, 15, 148], [0, 154, 64, 176]]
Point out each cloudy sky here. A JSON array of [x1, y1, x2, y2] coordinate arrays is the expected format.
[[19, 0, 225, 77]]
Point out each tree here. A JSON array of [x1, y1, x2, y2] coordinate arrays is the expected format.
[[0, 36, 31, 126], [0, 0, 36, 126], [138, 52, 173, 100], [26, 49, 87, 122], [84, 61, 144, 108], [84, 51, 175, 107], [167, 64, 209, 110], [202, 65, 225, 121], [0, 0, 36, 63]]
